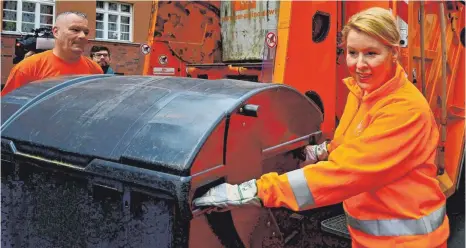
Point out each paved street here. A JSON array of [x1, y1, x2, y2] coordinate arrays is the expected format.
[[447, 180, 465, 248], [448, 212, 465, 248]]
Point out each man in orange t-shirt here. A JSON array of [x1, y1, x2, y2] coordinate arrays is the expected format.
[[2, 11, 103, 96]]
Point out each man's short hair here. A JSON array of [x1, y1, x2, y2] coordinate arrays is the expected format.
[[90, 46, 111, 58], [55, 11, 87, 22]]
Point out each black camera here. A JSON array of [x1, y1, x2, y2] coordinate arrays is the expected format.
[[14, 27, 55, 64]]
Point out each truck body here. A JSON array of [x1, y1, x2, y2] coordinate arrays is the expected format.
[[142, 0, 465, 199]]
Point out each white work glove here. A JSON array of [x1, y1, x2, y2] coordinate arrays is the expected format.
[[192, 179, 262, 212], [301, 141, 329, 166]]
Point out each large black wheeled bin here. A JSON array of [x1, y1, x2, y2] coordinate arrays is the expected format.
[[1, 75, 323, 248]]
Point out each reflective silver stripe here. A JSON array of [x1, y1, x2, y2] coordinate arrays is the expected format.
[[346, 204, 446, 236], [286, 169, 315, 210]]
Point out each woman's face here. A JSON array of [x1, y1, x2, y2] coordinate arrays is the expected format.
[[346, 29, 397, 94]]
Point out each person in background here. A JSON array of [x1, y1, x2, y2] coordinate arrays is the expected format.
[[193, 7, 449, 248], [1, 11, 102, 96], [90, 46, 115, 74]]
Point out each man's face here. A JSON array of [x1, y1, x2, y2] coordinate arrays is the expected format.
[[53, 14, 89, 56], [92, 50, 111, 67]]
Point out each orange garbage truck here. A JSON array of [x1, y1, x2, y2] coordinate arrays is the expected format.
[[0, 1, 463, 248], [143, 0, 464, 198], [141, 0, 465, 246]]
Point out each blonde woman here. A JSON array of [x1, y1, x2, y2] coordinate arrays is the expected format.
[[194, 7, 449, 247]]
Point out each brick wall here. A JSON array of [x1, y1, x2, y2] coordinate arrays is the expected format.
[[1, 36, 147, 85], [86, 40, 145, 75], [1, 34, 17, 85]]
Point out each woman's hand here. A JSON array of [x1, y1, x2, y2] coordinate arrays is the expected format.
[[301, 142, 329, 166], [192, 179, 262, 213]]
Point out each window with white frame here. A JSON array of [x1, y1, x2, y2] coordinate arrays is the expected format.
[[2, 0, 54, 33], [96, 1, 132, 42]]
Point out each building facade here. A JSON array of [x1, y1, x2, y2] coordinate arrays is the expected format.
[[1, 0, 152, 85]]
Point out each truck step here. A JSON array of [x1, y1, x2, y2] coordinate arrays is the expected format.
[[320, 214, 351, 240]]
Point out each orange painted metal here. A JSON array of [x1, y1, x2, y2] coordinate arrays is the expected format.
[[280, 1, 337, 138], [408, 1, 465, 196], [143, 1, 221, 76], [142, 1, 158, 76], [186, 64, 262, 81]]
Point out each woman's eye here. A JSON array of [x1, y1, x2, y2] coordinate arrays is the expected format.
[[367, 52, 377, 56], [348, 51, 356, 56]]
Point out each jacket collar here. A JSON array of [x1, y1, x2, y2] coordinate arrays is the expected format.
[[342, 63, 408, 102]]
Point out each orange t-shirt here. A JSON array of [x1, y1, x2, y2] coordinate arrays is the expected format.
[[2, 50, 103, 96]]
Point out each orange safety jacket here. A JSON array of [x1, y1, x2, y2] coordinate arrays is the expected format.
[[256, 63, 449, 248]]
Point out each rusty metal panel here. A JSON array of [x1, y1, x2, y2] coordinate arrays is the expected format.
[[221, 1, 280, 61]]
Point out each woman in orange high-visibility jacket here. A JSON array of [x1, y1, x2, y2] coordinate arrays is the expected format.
[[193, 7, 449, 248]]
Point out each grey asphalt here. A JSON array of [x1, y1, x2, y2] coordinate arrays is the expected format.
[[447, 183, 465, 248], [448, 211, 465, 248]]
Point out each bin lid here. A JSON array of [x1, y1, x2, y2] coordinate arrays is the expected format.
[[1, 75, 290, 176], [1, 75, 86, 126]]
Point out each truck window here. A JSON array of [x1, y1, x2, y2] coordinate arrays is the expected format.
[[312, 11, 331, 43]]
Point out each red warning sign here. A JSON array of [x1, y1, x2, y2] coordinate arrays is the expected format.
[[266, 32, 277, 48], [140, 44, 151, 55]]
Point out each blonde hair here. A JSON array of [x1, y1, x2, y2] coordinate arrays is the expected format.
[[341, 7, 400, 48]]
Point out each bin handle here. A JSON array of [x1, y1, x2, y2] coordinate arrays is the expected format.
[[261, 131, 322, 160], [191, 207, 219, 217]]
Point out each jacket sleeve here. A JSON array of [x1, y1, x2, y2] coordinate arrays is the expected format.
[[256, 106, 438, 211], [1, 68, 32, 96]]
